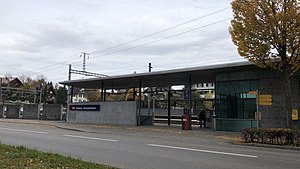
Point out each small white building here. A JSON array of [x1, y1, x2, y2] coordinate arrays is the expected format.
[[192, 83, 215, 98], [72, 88, 88, 102]]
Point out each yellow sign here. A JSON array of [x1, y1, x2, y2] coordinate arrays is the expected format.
[[292, 109, 299, 120], [258, 94, 272, 106], [258, 95, 272, 101], [258, 101, 272, 106]]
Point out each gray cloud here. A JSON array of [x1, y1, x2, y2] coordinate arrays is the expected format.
[[0, 0, 240, 83]]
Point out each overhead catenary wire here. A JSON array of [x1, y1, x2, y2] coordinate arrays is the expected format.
[[22, 7, 230, 75], [101, 55, 243, 75], [89, 7, 230, 54], [21, 57, 80, 75], [41, 56, 243, 83], [28, 17, 232, 77], [89, 17, 232, 59]]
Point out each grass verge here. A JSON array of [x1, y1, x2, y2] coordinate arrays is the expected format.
[[0, 144, 117, 169]]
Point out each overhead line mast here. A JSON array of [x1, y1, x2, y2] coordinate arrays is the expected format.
[[80, 52, 89, 71], [68, 52, 108, 80]]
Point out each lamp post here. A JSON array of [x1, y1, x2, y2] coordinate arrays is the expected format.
[[0, 77, 2, 103], [38, 84, 43, 119]]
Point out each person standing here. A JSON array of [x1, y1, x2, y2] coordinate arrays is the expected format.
[[198, 109, 206, 128]]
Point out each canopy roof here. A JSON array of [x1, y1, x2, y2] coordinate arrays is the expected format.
[[60, 61, 258, 89]]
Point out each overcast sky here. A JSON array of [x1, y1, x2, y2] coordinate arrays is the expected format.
[[0, 0, 246, 84]]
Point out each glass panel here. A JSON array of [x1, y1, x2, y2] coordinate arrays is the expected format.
[[216, 80, 257, 119]]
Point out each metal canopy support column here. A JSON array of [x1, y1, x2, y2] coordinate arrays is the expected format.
[[168, 86, 171, 126], [104, 89, 106, 102], [68, 85, 73, 103], [138, 79, 142, 126], [0, 77, 2, 103], [188, 74, 192, 130]]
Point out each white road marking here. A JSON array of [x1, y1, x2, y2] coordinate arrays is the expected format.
[[63, 134, 118, 142], [0, 127, 48, 135], [148, 144, 258, 158]]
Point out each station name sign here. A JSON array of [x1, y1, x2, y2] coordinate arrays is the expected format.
[[69, 105, 100, 111]]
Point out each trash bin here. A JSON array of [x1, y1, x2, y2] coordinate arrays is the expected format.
[[182, 108, 190, 130]]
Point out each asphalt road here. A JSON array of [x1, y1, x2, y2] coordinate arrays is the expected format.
[[0, 121, 299, 169]]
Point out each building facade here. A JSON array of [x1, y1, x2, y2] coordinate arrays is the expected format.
[[215, 69, 300, 131]]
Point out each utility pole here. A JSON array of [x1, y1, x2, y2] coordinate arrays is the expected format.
[[147, 63, 153, 116], [68, 64, 72, 80], [39, 86, 43, 105], [80, 52, 89, 71], [33, 89, 37, 103], [148, 62, 153, 72], [67, 64, 72, 103], [38, 85, 43, 120], [0, 77, 2, 103]]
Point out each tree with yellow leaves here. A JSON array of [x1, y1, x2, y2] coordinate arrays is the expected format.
[[230, 0, 299, 128]]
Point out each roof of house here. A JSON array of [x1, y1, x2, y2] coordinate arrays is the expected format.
[[1, 77, 23, 87]]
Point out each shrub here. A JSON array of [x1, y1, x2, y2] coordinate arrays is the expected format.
[[241, 128, 300, 146]]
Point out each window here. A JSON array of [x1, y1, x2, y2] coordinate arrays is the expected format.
[[215, 80, 257, 119]]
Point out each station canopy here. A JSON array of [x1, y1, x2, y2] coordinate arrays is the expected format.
[[60, 61, 258, 89]]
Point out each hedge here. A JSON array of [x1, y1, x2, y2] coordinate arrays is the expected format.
[[241, 128, 300, 146]]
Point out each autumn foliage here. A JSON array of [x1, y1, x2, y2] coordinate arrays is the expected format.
[[230, 0, 300, 74], [230, 0, 300, 128]]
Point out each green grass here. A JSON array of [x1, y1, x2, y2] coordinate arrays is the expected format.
[[0, 144, 117, 169]]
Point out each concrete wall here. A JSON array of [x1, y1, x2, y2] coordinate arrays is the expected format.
[[140, 108, 184, 116], [291, 78, 300, 128], [5, 105, 19, 119], [259, 77, 286, 128], [68, 101, 137, 125], [21, 104, 39, 119], [42, 104, 62, 120], [0, 104, 63, 120], [0, 105, 2, 118], [259, 76, 300, 128]]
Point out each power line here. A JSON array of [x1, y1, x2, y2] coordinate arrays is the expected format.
[[21, 7, 230, 75], [22, 56, 80, 74], [89, 7, 230, 54], [27, 17, 232, 77], [90, 17, 232, 59]]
